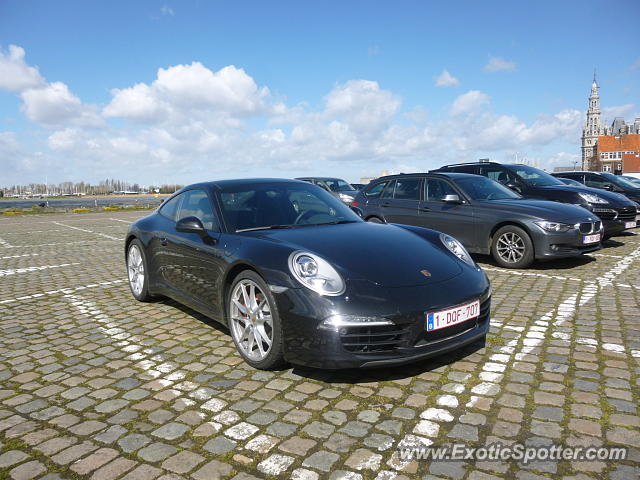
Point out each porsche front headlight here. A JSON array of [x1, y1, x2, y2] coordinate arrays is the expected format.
[[579, 192, 609, 205], [288, 251, 345, 296], [440, 233, 475, 266]]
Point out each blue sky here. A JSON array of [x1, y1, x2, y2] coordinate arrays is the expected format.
[[0, 0, 638, 186]]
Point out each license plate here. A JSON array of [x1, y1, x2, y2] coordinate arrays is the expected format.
[[426, 300, 480, 331], [625, 221, 636, 229], [583, 234, 601, 244]]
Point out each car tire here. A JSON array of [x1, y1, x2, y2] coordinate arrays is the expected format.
[[491, 225, 534, 269], [366, 216, 384, 224], [227, 271, 286, 370], [126, 239, 155, 302]]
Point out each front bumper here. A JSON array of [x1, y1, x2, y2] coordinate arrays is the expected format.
[[531, 222, 602, 260], [591, 206, 639, 235], [273, 271, 491, 369]]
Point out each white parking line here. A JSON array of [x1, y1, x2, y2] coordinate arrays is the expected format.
[[0, 237, 13, 247], [390, 245, 640, 470], [482, 266, 640, 290], [0, 279, 126, 304], [52, 221, 120, 241], [109, 218, 133, 224], [0, 262, 80, 278], [0, 253, 40, 260], [0, 240, 100, 249]]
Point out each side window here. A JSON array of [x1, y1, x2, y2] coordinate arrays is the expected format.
[[393, 178, 421, 200], [425, 178, 458, 202], [381, 180, 396, 199], [482, 166, 515, 185], [364, 181, 388, 198], [585, 174, 611, 189], [177, 190, 217, 231], [453, 165, 480, 175], [159, 193, 183, 221]]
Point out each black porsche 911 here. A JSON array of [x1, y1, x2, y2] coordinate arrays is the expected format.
[[125, 179, 490, 369]]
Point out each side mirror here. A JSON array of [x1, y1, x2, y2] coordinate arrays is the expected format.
[[505, 182, 521, 192], [176, 216, 206, 235], [603, 184, 614, 191], [443, 194, 462, 204]]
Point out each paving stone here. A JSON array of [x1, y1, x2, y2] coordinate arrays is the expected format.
[[257, 454, 295, 475], [203, 436, 237, 454], [118, 434, 151, 453], [90, 457, 137, 480], [9, 460, 47, 480], [0, 450, 29, 468], [279, 436, 316, 455], [161, 451, 205, 474], [137, 443, 178, 462], [70, 448, 120, 475], [191, 460, 233, 480], [302, 450, 340, 472], [151, 422, 189, 441]]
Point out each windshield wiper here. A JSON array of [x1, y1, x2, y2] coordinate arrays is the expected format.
[[313, 220, 359, 226], [236, 225, 299, 232]]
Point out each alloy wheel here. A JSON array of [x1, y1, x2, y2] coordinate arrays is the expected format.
[[496, 232, 526, 264], [127, 244, 145, 296], [229, 279, 273, 361]]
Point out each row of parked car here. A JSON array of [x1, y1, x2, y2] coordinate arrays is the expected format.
[[298, 162, 640, 269]]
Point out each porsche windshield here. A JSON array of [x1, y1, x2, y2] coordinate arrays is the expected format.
[[219, 183, 362, 232], [454, 176, 522, 201]]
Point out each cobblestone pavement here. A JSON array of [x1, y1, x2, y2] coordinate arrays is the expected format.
[[1, 211, 639, 480]]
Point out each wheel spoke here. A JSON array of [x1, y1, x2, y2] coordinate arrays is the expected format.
[[232, 298, 249, 315], [254, 330, 265, 356], [255, 325, 272, 348]]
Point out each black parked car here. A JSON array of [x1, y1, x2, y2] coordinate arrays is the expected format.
[[435, 162, 638, 237], [125, 179, 490, 369], [353, 173, 603, 268], [551, 171, 640, 218], [295, 177, 359, 204]]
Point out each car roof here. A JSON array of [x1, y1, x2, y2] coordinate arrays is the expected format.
[[439, 161, 531, 169], [295, 177, 346, 181], [552, 171, 593, 175], [373, 172, 481, 181], [180, 178, 308, 192]]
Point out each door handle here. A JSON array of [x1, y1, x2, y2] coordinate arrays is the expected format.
[[160, 237, 168, 246], [381, 202, 391, 207]]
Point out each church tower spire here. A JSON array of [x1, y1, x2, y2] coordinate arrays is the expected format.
[[581, 71, 602, 169]]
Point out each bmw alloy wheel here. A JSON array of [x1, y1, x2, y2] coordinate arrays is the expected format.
[[496, 231, 525, 264], [229, 279, 273, 361], [127, 244, 145, 296]]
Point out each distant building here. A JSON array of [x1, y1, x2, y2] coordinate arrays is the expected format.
[[581, 73, 640, 173]]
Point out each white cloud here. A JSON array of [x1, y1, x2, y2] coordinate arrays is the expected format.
[[451, 90, 490, 116], [160, 5, 174, 16], [3, 45, 590, 185], [603, 104, 635, 120], [484, 55, 517, 72], [103, 63, 271, 124], [0, 45, 46, 92], [434, 70, 460, 88], [20, 82, 103, 128], [324, 80, 400, 132]]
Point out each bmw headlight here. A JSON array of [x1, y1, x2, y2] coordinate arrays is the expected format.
[[440, 233, 474, 266], [535, 221, 574, 233], [288, 251, 345, 296], [338, 193, 354, 203], [579, 192, 609, 205]]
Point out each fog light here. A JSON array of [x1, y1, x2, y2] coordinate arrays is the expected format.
[[318, 314, 394, 332]]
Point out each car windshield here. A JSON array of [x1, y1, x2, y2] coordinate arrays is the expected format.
[[512, 165, 565, 187], [454, 176, 522, 201], [218, 182, 362, 232], [601, 172, 640, 189], [559, 177, 583, 186], [622, 176, 640, 187], [323, 179, 356, 192]]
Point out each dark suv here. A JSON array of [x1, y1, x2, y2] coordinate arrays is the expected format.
[[551, 171, 640, 214], [435, 162, 638, 237], [353, 172, 602, 268]]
